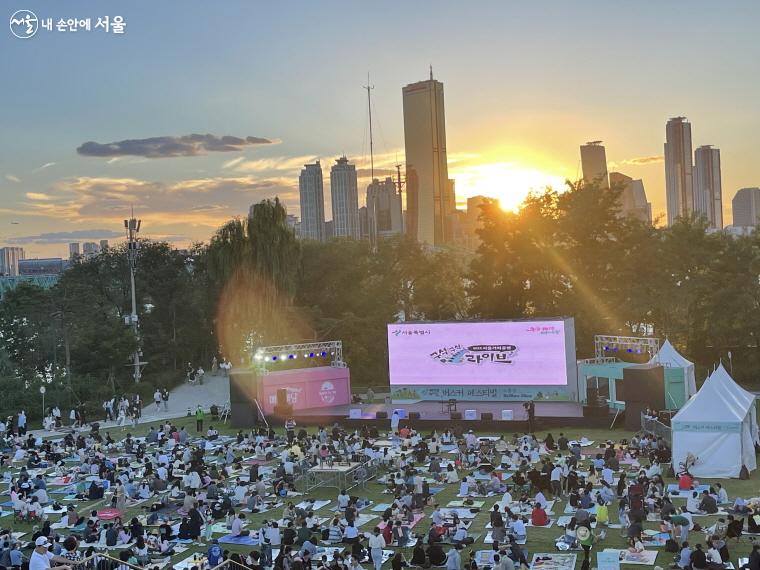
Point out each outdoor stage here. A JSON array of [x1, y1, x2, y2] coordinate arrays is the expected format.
[[278, 399, 612, 430]]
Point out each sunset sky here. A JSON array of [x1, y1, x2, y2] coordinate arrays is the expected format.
[[2, 0, 760, 257]]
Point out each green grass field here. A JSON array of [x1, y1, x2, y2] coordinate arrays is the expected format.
[[12, 419, 760, 570]]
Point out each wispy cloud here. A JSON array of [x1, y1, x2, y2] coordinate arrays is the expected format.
[[17, 175, 299, 230], [25, 192, 52, 201], [35, 162, 56, 171], [77, 133, 274, 159], [5, 174, 21, 183], [7, 229, 123, 245], [609, 155, 664, 169]]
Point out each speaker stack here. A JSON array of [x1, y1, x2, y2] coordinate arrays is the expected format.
[[583, 386, 608, 417], [621, 364, 665, 431], [229, 371, 258, 427], [273, 387, 293, 418]]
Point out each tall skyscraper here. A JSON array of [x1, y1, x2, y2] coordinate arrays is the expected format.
[[99, 240, 109, 251], [298, 161, 326, 241], [580, 141, 609, 189], [402, 70, 453, 245], [329, 156, 360, 239], [68, 242, 80, 259], [693, 145, 723, 229], [0, 247, 25, 276], [609, 172, 652, 224], [732, 187, 760, 228], [664, 117, 694, 225], [367, 177, 403, 245]]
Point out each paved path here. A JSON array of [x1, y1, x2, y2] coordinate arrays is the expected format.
[[31, 373, 231, 437]]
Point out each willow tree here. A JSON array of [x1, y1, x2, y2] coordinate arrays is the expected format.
[[207, 198, 304, 363]]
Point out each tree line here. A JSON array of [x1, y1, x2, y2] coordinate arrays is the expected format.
[[2, 185, 758, 418]]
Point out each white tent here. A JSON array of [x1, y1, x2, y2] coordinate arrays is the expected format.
[[650, 339, 697, 399], [671, 364, 759, 478]]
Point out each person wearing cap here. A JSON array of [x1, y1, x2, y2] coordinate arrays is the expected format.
[[30, 537, 72, 570]]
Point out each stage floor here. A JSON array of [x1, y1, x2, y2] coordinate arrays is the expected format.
[[296, 400, 584, 420]]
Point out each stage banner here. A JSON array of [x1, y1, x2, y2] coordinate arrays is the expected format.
[[671, 421, 741, 433], [391, 384, 575, 402], [258, 367, 351, 414]]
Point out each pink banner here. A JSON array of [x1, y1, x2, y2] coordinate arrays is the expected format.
[[257, 366, 352, 414]]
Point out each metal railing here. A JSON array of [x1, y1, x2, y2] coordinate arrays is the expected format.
[[70, 552, 146, 570], [640, 412, 672, 446]]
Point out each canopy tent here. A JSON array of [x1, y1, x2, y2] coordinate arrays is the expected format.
[[649, 339, 697, 405], [671, 364, 758, 478]]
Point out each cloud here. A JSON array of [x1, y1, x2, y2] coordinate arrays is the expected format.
[[25, 192, 52, 201], [35, 162, 56, 171], [17, 174, 299, 230], [77, 134, 274, 159], [609, 155, 664, 168], [7, 229, 123, 245], [5, 175, 21, 183], [356, 168, 397, 178]]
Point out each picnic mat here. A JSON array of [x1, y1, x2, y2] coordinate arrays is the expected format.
[[530, 553, 577, 570], [218, 534, 260, 545], [296, 499, 331, 511], [484, 531, 526, 545], [447, 500, 485, 508], [603, 549, 658, 566]]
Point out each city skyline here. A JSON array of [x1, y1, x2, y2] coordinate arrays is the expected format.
[[3, 1, 760, 257]]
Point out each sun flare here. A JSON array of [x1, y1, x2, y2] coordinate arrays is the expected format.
[[451, 161, 567, 212]]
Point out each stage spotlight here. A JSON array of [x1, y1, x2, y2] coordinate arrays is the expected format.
[[604, 346, 609, 351], [309, 352, 315, 358], [626, 348, 633, 353], [288, 354, 295, 360], [271, 356, 277, 361], [280, 354, 287, 360], [320, 351, 327, 357]]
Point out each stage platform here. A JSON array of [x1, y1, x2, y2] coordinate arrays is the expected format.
[[269, 400, 614, 430]]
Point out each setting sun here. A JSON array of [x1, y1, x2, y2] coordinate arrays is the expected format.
[[451, 161, 567, 212]]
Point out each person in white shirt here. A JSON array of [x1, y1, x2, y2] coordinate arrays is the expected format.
[[431, 505, 444, 526], [601, 466, 614, 485], [30, 537, 72, 570], [231, 513, 249, 537], [551, 465, 563, 497], [535, 491, 548, 509], [366, 528, 386, 570], [715, 484, 729, 505]]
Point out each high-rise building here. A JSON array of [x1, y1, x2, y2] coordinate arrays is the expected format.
[[694, 145, 723, 229], [329, 156, 360, 239], [609, 172, 652, 224], [0, 247, 25, 276], [99, 240, 109, 251], [402, 70, 453, 245], [732, 187, 760, 228], [82, 242, 99, 256], [68, 242, 80, 259], [298, 161, 326, 241], [664, 117, 694, 225], [367, 177, 403, 245], [18, 257, 65, 275], [580, 141, 609, 189]]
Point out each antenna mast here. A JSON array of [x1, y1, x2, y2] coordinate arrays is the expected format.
[[363, 73, 375, 179]]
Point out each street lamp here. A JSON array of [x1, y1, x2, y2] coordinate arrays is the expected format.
[[124, 215, 143, 383], [39, 385, 46, 418]]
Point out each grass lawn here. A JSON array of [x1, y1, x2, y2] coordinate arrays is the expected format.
[[11, 419, 760, 570]]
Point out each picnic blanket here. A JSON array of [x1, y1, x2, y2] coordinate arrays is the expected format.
[[447, 500, 485, 508], [219, 534, 260, 545], [296, 499, 331, 511], [529, 553, 577, 570], [602, 549, 658, 565]]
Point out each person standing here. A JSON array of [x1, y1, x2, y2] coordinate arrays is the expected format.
[[390, 410, 400, 434], [195, 406, 205, 432], [29, 536, 72, 570], [367, 527, 386, 570], [154, 389, 162, 413], [161, 388, 169, 411], [17, 410, 26, 436], [211, 356, 218, 376], [285, 418, 296, 444]]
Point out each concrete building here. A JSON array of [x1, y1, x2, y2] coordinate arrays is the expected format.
[[99, 240, 109, 250], [580, 141, 609, 189], [367, 177, 403, 245], [0, 247, 25, 276], [298, 161, 326, 241], [609, 172, 652, 224], [68, 242, 80, 259], [18, 257, 65, 275], [82, 242, 99, 256], [732, 187, 760, 228], [694, 145, 723, 229], [329, 156, 360, 239], [664, 117, 694, 225], [402, 70, 453, 245]]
